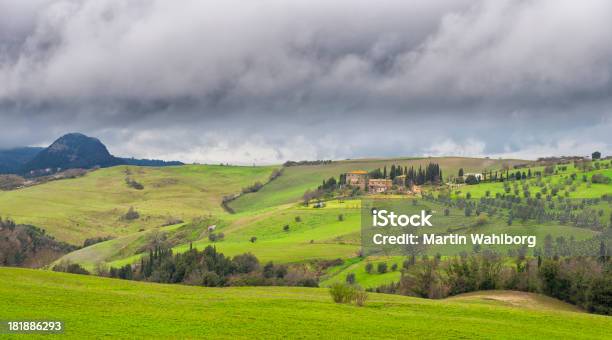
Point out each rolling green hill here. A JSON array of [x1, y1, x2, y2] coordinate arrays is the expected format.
[[229, 157, 530, 212], [0, 164, 275, 244], [1, 268, 609, 339]]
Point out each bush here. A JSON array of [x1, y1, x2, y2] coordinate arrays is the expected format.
[[242, 182, 264, 194], [124, 207, 140, 220], [52, 261, 90, 275], [365, 263, 373, 273], [329, 283, 367, 306], [295, 216, 301, 222], [354, 289, 368, 307], [329, 282, 356, 303], [83, 235, 115, 247], [377, 262, 388, 274], [250, 236, 257, 243], [283, 225, 290, 232], [125, 177, 144, 190], [346, 273, 356, 284], [465, 175, 479, 185], [338, 214, 344, 221], [233, 253, 260, 274], [391, 263, 398, 271]]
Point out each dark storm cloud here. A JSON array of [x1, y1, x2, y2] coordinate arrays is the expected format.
[[0, 0, 611, 163]]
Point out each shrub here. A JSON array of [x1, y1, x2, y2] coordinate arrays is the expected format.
[[125, 177, 144, 190], [329, 282, 356, 303], [354, 289, 368, 307], [346, 273, 356, 284], [365, 263, 373, 273], [250, 236, 257, 243], [391, 263, 398, 271], [283, 225, 290, 232], [338, 214, 344, 221], [295, 216, 301, 222], [465, 175, 479, 185], [83, 235, 115, 247], [124, 207, 140, 220], [377, 262, 388, 274], [52, 261, 90, 275], [242, 181, 264, 194], [233, 253, 260, 274]]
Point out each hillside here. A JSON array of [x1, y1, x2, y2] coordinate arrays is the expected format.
[[0, 164, 275, 244], [229, 157, 530, 212], [1, 268, 609, 338]]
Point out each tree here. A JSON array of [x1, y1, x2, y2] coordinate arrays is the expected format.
[[592, 151, 601, 160], [377, 262, 388, 274], [124, 206, 140, 220], [233, 253, 260, 273], [458, 168, 464, 177], [465, 175, 479, 185]]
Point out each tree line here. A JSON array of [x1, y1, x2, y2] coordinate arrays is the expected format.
[[98, 245, 320, 287], [371, 252, 611, 315]]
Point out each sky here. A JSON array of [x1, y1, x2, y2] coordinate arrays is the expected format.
[[0, 0, 611, 164]]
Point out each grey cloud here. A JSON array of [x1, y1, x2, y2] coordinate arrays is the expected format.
[[0, 0, 610, 162]]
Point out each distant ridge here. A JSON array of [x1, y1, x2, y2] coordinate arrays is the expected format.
[[0, 147, 44, 174], [0, 133, 183, 175]]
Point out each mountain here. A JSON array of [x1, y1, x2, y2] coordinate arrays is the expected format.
[[0, 147, 44, 174], [22, 133, 124, 174], [1, 133, 183, 175]]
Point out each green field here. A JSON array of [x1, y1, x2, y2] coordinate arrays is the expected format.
[[2, 156, 611, 298], [0, 164, 275, 244], [230, 157, 529, 212], [1, 268, 610, 339]]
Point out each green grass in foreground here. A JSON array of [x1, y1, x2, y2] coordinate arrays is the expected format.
[[1, 268, 610, 339]]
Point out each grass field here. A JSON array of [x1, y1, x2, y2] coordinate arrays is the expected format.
[[0, 164, 275, 244], [229, 157, 530, 212], [1, 267, 610, 339], [450, 162, 612, 200]]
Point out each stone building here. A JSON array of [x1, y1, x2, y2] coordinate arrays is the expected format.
[[345, 170, 368, 190], [368, 178, 392, 193]]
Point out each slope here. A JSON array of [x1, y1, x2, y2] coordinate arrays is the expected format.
[[229, 157, 530, 213], [0, 164, 275, 244], [0, 268, 609, 339]]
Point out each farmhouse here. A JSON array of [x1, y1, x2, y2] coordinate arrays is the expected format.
[[345, 170, 368, 190], [368, 178, 392, 193]]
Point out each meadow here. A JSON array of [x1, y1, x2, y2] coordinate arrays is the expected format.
[[1, 267, 610, 339], [0, 164, 275, 244], [1, 156, 611, 306]]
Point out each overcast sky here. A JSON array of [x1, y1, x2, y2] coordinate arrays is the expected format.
[[0, 0, 611, 164]]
